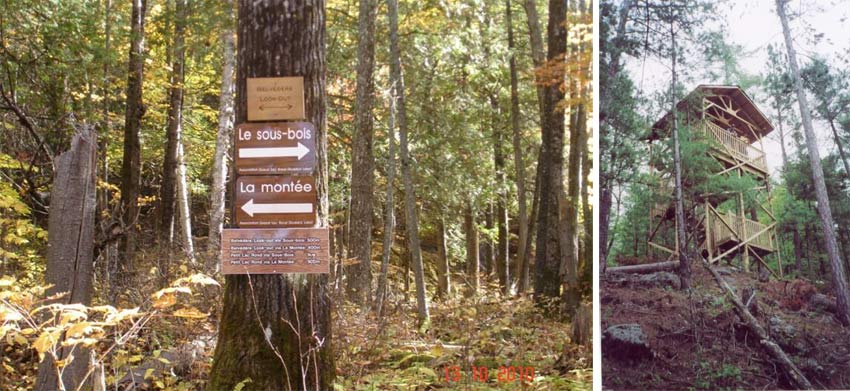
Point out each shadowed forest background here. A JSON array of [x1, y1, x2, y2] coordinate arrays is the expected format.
[[0, 0, 592, 389]]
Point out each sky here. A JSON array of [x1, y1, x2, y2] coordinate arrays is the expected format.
[[623, 0, 850, 178]]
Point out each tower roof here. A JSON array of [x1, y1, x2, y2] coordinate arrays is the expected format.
[[648, 85, 774, 143]]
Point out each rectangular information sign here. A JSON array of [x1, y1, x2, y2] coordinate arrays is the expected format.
[[246, 77, 305, 121], [235, 175, 317, 228], [235, 122, 316, 175], [221, 228, 329, 274]]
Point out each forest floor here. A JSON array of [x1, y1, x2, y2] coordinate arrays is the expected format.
[[601, 262, 850, 390], [0, 240, 590, 390]]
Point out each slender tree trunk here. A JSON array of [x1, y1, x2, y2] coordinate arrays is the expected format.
[[483, 205, 494, 275], [34, 130, 97, 391], [777, 0, 850, 326], [491, 94, 510, 295], [828, 119, 850, 179], [160, 0, 187, 249], [669, 15, 691, 290], [464, 202, 479, 296], [776, 105, 804, 273], [346, 0, 379, 306], [208, 1, 335, 389], [374, 91, 396, 315], [208, 0, 236, 266], [507, 0, 529, 296], [118, 0, 147, 294], [563, 0, 583, 311], [522, 0, 546, 126], [533, 0, 567, 301], [388, 0, 429, 329], [176, 141, 194, 263], [436, 216, 450, 299]]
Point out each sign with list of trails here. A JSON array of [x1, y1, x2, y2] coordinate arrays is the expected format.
[[221, 228, 329, 274], [235, 122, 316, 175], [247, 77, 305, 121], [235, 175, 317, 228]]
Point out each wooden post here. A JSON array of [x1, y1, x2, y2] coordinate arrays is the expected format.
[[34, 129, 98, 391]]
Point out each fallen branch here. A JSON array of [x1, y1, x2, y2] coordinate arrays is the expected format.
[[810, 293, 837, 313], [606, 261, 677, 274], [701, 260, 813, 390]]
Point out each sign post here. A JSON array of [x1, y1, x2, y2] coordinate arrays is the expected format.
[[223, 77, 329, 274]]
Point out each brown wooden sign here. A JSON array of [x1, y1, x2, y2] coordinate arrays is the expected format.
[[221, 228, 329, 274], [235, 175, 316, 228], [235, 122, 316, 175], [247, 77, 305, 121]]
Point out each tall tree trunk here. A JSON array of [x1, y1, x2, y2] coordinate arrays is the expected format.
[[346, 0, 379, 306], [436, 216, 450, 299], [522, 0, 546, 126], [34, 130, 98, 391], [669, 14, 691, 290], [388, 0, 429, 329], [176, 141, 194, 263], [208, 0, 236, 266], [599, 0, 633, 273], [521, 166, 541, 293], [491, 94, 510, 295], [118, 0, 147, 296], [482, 205, 494, 275], [777, 0, 850, 326], [775, 104, 804, 273], [374, 91, 396, 315], [464, 202, 479, 296], [160, 0, 187, 248], [208, 1, 335, 389], [533, 0, 567, 301], [506, 0, 529, 296]]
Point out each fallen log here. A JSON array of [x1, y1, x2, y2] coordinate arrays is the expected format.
[[702, 260, 813, 390], [606, 261, 678, 274], [810, 293, 837, 313]]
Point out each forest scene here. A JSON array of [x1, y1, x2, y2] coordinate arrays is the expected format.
[[0, 0, 592, 390], [601, 0, 850, 389]]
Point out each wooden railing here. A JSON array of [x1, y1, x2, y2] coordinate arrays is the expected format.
[[710, 211, 773, 251], [698, 121, 768, 173]]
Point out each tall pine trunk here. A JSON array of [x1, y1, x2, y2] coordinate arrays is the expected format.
[[669, 12, 691, 290], [208, 1, 335, 388], [436, 216, 450, 299], [533, 0, 567, 301], [776, 0, 850, 326], [374, 90, 396, 315], [388, 0, 429, 329], [506, 0, 529, 296], [208, 0, 236, 266], [118, 0, 147, 295], [346, 0, 379, 306], [465, 202, 480, 296]]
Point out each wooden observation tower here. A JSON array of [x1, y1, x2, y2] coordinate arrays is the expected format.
[[646, 85, 782, 277]]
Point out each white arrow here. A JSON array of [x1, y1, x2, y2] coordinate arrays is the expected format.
[[239, 142, 310, 160], [241, 199, 313, 217]]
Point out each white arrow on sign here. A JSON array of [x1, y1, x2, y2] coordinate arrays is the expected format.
[[241, 199, 313, 217], [239, 142, 310, 160]]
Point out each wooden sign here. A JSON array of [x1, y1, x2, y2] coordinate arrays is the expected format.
[[247, 77, 305, 121], [235, 175, 317, 228], [221, 228, 329, 274], [235, 122, 316, 175]]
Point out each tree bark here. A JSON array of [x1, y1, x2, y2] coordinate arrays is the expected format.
[[160, 0, 187, 248], [436, 216, 450, 299], [118, 0, 147, 294], [34, 129, 98, 391], [176, 141, 194, 263], [506, 0, 529, 296], [346, 0, 379, 306], [533, 0, 567, 301], [777, 0, 850, 326], [388, 0, 429, 329], [374, 90, 396, 315], [208, 0, 236, 266], [208, 1, 335, 389], [669, 14, 691, 291], [491, 94, 510, 295], [464, 202, 479, 296]]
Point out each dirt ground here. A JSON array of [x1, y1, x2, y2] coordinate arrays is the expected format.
[[602, 264, 850, 390]]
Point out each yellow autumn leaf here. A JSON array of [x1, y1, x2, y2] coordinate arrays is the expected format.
[[172, 307, 208, 319], [105, 307, 141, 324], [0, 276, 14, 287], [33, 329, 62, 359], [175, 274, 219, 287], [152, 294, 178, 309], [60, 309, 88, 326], [12, 332, 27, 346], [54, 356, 74, 368], [66, 321, 92, 338], [62, 337, 99, 347], [0, 305, 23, 322], [151, 286, 191, 299]]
